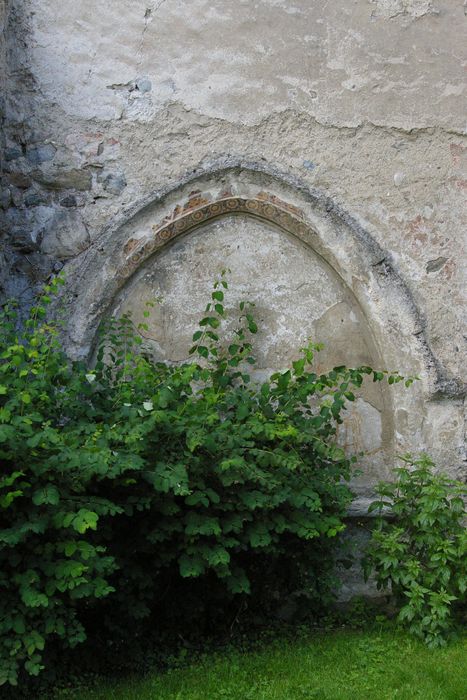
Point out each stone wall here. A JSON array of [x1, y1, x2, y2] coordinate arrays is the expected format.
[[0, 1, 465, 496], [0, 0, 9, 291]]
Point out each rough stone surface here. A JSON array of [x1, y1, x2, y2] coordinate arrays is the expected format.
[[135, 77, 152, 94], [5, 145, 22, 161], [0, 0, 465, 566], [40, 209, 90, 258], [5, 204, 54, 251], [31, 168, 92, 191], [24, 190, 49, 207], [25, 142, 56, 165], [60, 194, 78, 208], [100, 172, 127, 196]]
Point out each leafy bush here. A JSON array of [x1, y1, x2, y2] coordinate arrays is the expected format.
[[0, 272, 412, 686], [364, 455, 466, 647]]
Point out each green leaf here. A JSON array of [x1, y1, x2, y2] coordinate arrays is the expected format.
[[226, 567, 250, 594], [179, 554, 205, 578], [21, 588, 49, 608], [32, 486, 60, 506], [292, 359, 305, 375], [204, 546, 230, 567], [0, 407, 10, 423], [72, 509, 99, 534], [247, 317, 258, 333], [64, 542, 78, 557], [236, 402, 249, 420]]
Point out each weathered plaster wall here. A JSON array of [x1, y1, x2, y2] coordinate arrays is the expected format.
[[0, 1, 465, 493]]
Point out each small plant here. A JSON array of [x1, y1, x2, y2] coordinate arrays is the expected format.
[[363, 454, 466, 647]]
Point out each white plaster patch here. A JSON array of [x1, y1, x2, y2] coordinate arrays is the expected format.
[[370, 0, 437, 19], [23, 0, 465, 129], [442, 84, 465, 97], [337, 398, 383, 454]]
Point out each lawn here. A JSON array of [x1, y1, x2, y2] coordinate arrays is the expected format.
[[50, 628, 467, 700]]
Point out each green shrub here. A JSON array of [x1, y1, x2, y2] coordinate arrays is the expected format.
[[363, 454, 466, 647], [0, 277, 127, 686], [0, 272, 413, 686]]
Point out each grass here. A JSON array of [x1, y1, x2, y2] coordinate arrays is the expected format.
[[50, 628, 467, 700]]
